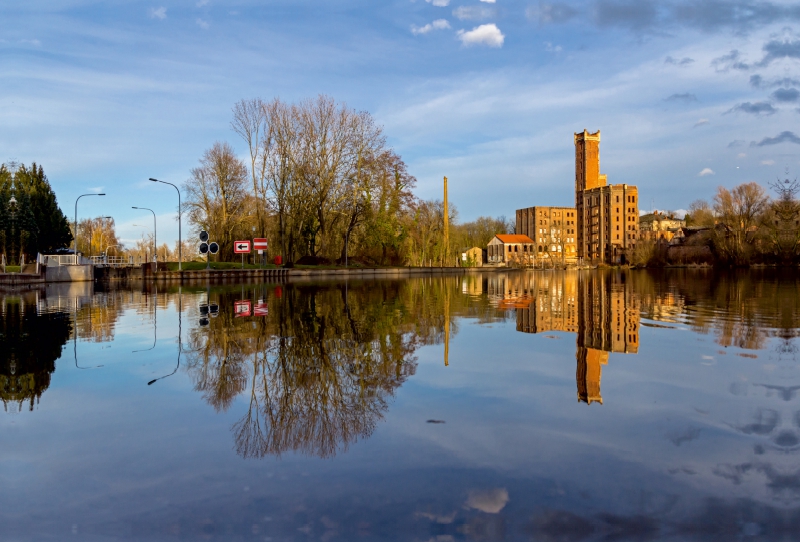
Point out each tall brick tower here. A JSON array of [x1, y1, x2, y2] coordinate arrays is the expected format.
[[575, 130, 602, 260], [573, 129, 639, 263], [574, 129, 602, 195]]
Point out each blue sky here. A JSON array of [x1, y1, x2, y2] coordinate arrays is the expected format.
[[2, 0, 800, 247]]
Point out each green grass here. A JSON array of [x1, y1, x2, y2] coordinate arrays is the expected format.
[[3, 266, 21, 273]]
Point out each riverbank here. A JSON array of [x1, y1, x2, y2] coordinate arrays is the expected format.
[[143, 265, 515, 283]]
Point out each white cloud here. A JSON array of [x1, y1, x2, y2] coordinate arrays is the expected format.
[[737, 153, 747, 158], [196, 18, 209, 29], [698, 168, 715, 176], [452, 6, 494, 20], [761, 159, 775, 165], [457, 24, 504, 48], [411, 19, 451, 35], [465, 489, 508, 514], [545, 42, 562, 53], [479, 0, 497, 2], [693, 118, 709, 128], [148, 6, 167, 20], [425, 0, 450, 6], [18, 39, 42, 46], [196, 0, 210, 6]]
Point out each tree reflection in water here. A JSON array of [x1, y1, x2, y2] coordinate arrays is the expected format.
[[0, 291, 71, 412], [183, 278, 476, 458]]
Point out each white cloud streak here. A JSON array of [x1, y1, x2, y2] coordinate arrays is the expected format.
[[148, 7, 167, 20], [457, 24, 504, 48], [698, 168, 715, 176], [425, 0, 450, 6], [411, 19, 451, 35], [196, 18, 209, 29], [452, 6, 494, 20]]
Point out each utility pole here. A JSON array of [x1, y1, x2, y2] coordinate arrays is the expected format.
[[443, 176, 449, 267]]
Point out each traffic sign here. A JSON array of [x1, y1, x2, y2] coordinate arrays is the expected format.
[[254, 300, 268, 316], [253, 238, 268, 251], [199, 230, 209, 243], [234, 300, 251, 317], [209, 242, 219, 254], [234, 240, 251, 254]]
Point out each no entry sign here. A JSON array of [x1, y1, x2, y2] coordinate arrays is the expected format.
[[254, 300, 268, 317], [234, 240, 251, 254], [253, 238, 268, 251]]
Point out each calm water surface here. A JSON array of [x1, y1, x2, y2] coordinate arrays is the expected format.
[[2, 270, 800, 541]]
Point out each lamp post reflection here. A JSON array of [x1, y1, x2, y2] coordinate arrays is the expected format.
[[74, 296, 103, 370], [148, 286, 182, 385], [132, 283, 157, 353]]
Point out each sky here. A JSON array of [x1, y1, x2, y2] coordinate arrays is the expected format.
[[2, 0, 800, 248]]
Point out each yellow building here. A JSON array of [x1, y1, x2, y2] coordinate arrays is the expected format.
[[461, 247, 484, 267], [574, 130, 640, 264], [516, 206, 578, 263]]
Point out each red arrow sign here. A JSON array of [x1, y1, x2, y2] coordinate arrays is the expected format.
[[253, 238, 268, 250], [234, 300, 251, 317], [234, 240, 251, 254]]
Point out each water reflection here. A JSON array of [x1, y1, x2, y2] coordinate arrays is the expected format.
[[184, 279, 476, 458], [504, 271, 639, 404], [4, 271, 800, 539], [0, 291, 71, 411]]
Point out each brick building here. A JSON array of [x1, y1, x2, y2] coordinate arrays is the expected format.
[[487, 234, 535, 265], [574, 130, 639, 264], [516, 206, 578, 263]]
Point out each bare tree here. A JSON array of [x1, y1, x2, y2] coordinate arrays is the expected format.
[[713, 182, 769, 264], [184, 142, 250, 261], [687, 199, 715, 227], [231, 98, 269, 237]]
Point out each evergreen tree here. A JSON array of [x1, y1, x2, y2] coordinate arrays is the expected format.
[[0, 165, 11, 259], [14, 163, 72, 253]]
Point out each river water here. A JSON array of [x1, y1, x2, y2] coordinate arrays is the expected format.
[[2, 270, 799, 541]]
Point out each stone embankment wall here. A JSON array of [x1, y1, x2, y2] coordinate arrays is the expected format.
[[47, 265, 93, 282], [0, 270, 46, 289], [91, 265, 515, 284]]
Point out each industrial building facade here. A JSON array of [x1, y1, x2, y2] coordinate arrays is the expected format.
[[515, 206, 578, 263], [514, 130, 639, 265], [574, 130, 639, 264]]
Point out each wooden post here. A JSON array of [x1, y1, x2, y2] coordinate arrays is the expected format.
[[443, 176, 449, 267]]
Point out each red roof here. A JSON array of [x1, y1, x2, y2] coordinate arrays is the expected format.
[[495, 234, 534, 244]]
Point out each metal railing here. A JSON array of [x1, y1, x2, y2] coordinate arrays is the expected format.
[[38, 254, 92, 266]]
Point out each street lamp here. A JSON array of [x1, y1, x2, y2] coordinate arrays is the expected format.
[[105, 244, 122, 264], [149, 178, 182, 271], [74, 193, 105, 264], [132, 207, 156, 264]]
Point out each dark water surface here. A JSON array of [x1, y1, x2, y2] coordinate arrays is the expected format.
[[2, 270, 800, 541]]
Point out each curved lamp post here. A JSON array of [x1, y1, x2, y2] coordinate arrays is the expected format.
[[149, 178, 182, 271], [148, 285, 182, 385], [74, 193, 105, 264], [132, 206, 156, 263], [105, 244, 122, 264]]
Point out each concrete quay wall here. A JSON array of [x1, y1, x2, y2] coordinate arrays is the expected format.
[[140, 266, 509, 284]]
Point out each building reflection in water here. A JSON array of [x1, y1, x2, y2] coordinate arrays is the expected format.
[[0, 290, 72, 412], [496, 271, 641, 405]]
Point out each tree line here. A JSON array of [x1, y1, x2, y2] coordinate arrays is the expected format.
[[633, 178, 800, 266], [184, 95, 510, 266]]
